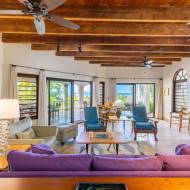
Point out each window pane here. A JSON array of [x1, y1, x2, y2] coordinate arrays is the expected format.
[[116, 84, 134, 115], [74, 81, 92, 121], [17, 75, 38, 119]]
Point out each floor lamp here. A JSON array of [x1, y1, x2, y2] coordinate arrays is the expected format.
[[0, 99, 20, 156]]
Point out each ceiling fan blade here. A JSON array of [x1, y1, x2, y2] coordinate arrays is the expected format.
[[0, 10, 24, 15], [47, 15, 80, 30], [18, 0, 28, 5], [40, 0, 66, 11], [34, 16, 46, 35], [18, 0, 33, 9]]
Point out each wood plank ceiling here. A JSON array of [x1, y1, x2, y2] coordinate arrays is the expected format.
[[1, 0, 190, 67]]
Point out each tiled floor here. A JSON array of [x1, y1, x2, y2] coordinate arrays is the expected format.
[[76, 120, 190, 154]]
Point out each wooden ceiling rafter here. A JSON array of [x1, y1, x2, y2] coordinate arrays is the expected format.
[[74, 57, 181, 62], [30, 43, 190, 53], [3, 34, 190, 47], [2, 0, 190, 67], [89, 61, 172, 65], [2, 18, 190, 36], [56, 51, 190, 57]]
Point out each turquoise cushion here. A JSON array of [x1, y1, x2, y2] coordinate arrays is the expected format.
[[87, 123, 104, 131], [136, 122, 154, 130]]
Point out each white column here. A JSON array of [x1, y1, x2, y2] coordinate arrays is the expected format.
[[78, 84, 84, 109], [93, 77, 99, 106], [38, 70, 48, 125]]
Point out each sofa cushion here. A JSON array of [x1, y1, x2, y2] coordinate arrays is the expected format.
[[16, 128, 36, 139], [9, 117, 32, 139], [31, 144, 56, 155], [175, 144, 190, 155], [158, 154, 190, 171], [136, 122, 154, 130], [95, 154, 147, 158], [8, 151, 93, 171], [93, 156, 162, 171], [87, 123, 104, 131]]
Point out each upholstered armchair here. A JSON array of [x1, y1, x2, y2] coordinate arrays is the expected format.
[[132, 106, 158, 141], [84, 107, 107, 132]]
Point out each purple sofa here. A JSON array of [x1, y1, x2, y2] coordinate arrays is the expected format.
[[1, 150, 190, 178]]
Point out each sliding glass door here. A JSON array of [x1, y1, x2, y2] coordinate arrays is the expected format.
[[135, 84, 155, 117], [48, 79, 72, 125], [74, 81, 92, 121], [48, 79, 92, 124], [116, 83, 155, 117]]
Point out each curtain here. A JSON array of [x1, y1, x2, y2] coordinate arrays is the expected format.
[[110, 78, 116, 103], [38, 70, 48, 125], [10, 66, 18, 99], [156, 79, 163, 119], [93, 77, 99, 107]]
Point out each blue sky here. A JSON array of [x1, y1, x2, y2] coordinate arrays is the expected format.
[[116, 84, 133, 95]]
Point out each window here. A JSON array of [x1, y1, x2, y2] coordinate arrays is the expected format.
[[116, 83, 155, 117], [173, 69, 188, 112], [17, 74, 39, 119], [99, 82, 105, 105], [47, 79, 93, 124]]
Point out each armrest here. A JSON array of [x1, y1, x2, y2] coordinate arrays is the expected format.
[[149, 118, 159, 124], [131, 118, 136, 123], [32, 125, 57, 138]]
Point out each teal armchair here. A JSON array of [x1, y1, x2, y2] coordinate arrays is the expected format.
[[132, 106, 158, 141], [84, 107, 107, 132]]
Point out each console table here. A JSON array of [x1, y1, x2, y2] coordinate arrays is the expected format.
[[0, 177, 190, 190]]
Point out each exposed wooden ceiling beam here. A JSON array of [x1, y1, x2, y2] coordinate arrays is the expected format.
[[84, 45, 190, 52], [75, 57, 181, 62], [56, 51, 190, 57], [31, 44, 190, 53], [2, 5, 190, 23], [3, 34, 190, 46], [89, 61, 172, 65], [1, 19, 190, 36], [101, 64, 165, 67]]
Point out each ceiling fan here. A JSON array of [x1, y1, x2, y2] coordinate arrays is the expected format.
[[0, 0, 80, 35], [143, 57, 153, 69]]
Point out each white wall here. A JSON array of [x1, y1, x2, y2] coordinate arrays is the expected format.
[[162, 58, 190, 120], [1, 43, 108, 98]]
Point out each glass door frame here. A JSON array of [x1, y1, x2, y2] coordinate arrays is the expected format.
[[116, 83, 156, 117], [47, 77, 93, 124]]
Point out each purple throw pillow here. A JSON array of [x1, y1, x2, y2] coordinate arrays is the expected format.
[[158, 154, 190, 171], [175, 144, 190, 155], [31, 144, 56, 155], [8, 151, 93, 171], [93, 156, 162, 171]]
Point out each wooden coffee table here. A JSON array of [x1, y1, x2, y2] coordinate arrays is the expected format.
[[77, 132, 129, 154]]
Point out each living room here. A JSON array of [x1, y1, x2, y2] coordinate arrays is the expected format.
[[1, 0, 190, 189]]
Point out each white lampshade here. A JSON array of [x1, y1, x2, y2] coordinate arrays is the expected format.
[[0, 99, 20, 119]]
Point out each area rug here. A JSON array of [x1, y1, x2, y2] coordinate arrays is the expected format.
[[54, 140, 156, 156]]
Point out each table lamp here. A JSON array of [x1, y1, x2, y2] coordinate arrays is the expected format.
[[0, 99, 20, 155]]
